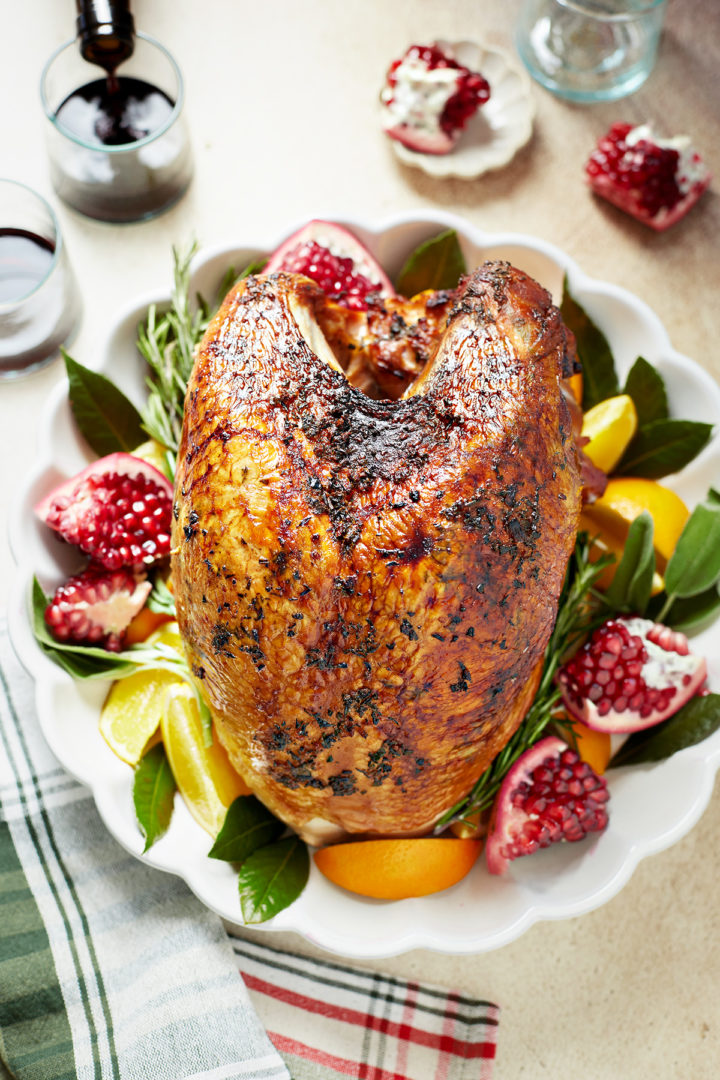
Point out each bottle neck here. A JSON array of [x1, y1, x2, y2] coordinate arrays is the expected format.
[[75, 0, 135, 73]]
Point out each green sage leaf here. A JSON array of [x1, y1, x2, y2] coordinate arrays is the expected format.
[[623, 356, 668, 427], [616, 418, 713, 479], [560, 279, 619, 410], [217, 258, 267, 301], [609, 694, 720, 768], [603, 511, 655, 614], [133, 743, 176, 852], [64, 352, 146, 456], [664, 499, 720, 599], [395, 229, 466, 297], [147, 576, 176, 615], [208, 795, 284, 862], [239, 836, 309, 924], [656, 585, 720, 632]]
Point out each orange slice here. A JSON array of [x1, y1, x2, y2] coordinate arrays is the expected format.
[[314, 837, 481, 899]]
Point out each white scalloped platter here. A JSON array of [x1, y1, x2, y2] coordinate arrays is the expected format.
[[9, 211, 720, 959], [384, 42, 535, 178]]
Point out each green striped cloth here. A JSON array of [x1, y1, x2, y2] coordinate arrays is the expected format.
[[0, 619, 289, 1080]]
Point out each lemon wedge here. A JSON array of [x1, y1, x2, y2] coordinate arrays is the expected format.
[[581, 394, 638, 474], [160, 684, 250, 836], [131, 438, 171, 476], [583, 477, 689, 567], [100, 669, 183, 765], [99, 623, 183, 765]]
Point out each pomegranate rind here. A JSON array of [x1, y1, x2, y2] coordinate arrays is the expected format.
[[35, 452, 173, 522], [384, 123, 455, 155], [35, 452, 174, 569], [587, 170, 711, 232], [559, 617, 707, 734], [485, 736, 567, 876], [44, 567, 152, 651], [263, 220, 395, 298]]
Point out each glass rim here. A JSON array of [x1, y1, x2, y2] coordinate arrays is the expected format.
[[0, 178, 62, 308], [39, 31, 185, 154], [555, 0, 667, 19]]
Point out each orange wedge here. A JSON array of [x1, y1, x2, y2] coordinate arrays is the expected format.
[[314, 837, 481, 899]]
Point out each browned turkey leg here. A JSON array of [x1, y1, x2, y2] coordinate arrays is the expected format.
[[172, 263, 582, 844]]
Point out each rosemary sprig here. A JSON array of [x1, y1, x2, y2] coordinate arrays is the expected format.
[[435, 536, 612, 830], [136, 241, 212, 459]]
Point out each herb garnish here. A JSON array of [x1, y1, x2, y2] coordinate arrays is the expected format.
[[436, 536, 612, 829]]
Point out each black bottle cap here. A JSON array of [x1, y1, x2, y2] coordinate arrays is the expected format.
[[76, 1, 135, 69]]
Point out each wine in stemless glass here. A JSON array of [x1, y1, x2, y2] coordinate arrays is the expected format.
[[0, 180, 81, 380]]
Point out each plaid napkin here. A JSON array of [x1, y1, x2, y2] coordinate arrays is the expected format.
[[0, 617, 499, 1079]]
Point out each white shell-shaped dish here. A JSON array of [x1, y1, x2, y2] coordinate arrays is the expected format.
[[384, 42, 535, 178], [9, 211, 720, 959]]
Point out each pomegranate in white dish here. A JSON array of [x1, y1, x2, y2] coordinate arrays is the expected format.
[[381, 43, 490, 155]]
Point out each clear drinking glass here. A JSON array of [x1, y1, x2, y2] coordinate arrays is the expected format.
[[0, 180, 81, 380], [40, 32, 193, 223], [516, 0, 668, 103]]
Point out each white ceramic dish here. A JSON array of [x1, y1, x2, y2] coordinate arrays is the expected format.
[[9, 211, 720, 959], [383, 42, 534, 179]]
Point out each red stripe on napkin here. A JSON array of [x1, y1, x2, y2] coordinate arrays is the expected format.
[[233, 937, 499, 1080]]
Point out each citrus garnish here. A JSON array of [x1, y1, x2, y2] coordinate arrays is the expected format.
[[581, 394, 637, 474], [569, 721, 611, 774], [578, 510, 665, 595], [313, 837, 481, 899], [131, 438, 171, 475], [160, 684, 250, 837], [100, 622, 186, 765], [583, 477, 689, 568]]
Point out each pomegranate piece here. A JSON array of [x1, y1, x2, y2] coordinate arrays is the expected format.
[[263, 220, 395, 311], [558, 616, 707, 734], [585, 122, 711, 231], [486, 736, 609, 875], [35, 452, 173, 570], [44, 565, 152, 652], [381, 43, 490, 155]]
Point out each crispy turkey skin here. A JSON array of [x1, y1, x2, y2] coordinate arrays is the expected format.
[[172, 263, 582, 843]]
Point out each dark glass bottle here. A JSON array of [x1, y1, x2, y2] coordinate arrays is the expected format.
[[75, 0, 135, 75]]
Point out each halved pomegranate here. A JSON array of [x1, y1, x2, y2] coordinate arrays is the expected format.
[[381, 43, 490, 155], [44, 565, 152, 651], [36, 452, 173, 570], [585, 122, 711, 231], [486, 736, 609, 875], [263, 220, 395, 311], [558, 616, 707, 734]]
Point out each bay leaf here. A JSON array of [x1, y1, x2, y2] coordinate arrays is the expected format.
[[623, 356, 668, 427], [133, 743, 176, 852], [64, 352, 146, 456], [208, 795, 284, 862], [560, 280, 619, 411], [395, 229, 466, 296], [609, 694, 720, 768], [239, 836, 309, 924], [616, 418, 713, 479]]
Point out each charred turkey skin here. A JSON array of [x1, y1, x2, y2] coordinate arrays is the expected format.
[[172, 263, 582, 843]]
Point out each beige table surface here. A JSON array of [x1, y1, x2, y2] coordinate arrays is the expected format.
[[2, 2, 719, 1077]]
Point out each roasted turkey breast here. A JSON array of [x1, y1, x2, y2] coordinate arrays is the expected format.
[[172, 263, 582, 844]]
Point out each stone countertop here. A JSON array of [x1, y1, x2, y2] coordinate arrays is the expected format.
[[1, 2, 718, 1076]]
